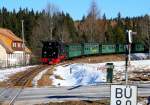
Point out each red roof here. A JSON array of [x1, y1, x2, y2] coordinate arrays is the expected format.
[[0, 28, 22, 42], [0, 28, 31, 53]]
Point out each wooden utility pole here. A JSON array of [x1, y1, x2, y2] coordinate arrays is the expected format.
[[148, 16, 150, 58], [21, 20, 26, 66]]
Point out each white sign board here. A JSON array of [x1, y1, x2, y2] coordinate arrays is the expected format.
[[111, 85, 137, 105], [128, 30, 132, 43]]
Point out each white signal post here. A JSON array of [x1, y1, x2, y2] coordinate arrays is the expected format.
[[128, 30, 132, 63], [110, 30, 138, 105], [125, 30, 137, 85], [128, 30, 137, 63]]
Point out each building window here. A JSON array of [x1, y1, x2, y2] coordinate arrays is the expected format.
[[18, 43, 21, 48], [21, 43, 23, 48], [13, 42, 17, 48]]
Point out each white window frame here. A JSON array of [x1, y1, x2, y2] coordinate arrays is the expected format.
[[18, 43, 21, 48], [13, 42, 17, 48]]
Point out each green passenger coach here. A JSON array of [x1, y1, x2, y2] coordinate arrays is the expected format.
[[100, 44, 116, 54], [82, 43, 99, 55], [116, 44, 125, 53], [65, 44, 82, 58], [132, 43, 144, 52]]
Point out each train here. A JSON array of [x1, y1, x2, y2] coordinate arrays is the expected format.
[[41, 41, 145, 64]]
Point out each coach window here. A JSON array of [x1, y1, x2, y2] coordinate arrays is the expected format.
[[102, 46, 105, 49]]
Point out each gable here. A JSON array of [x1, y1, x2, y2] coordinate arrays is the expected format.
[[0, 39, 13, 53], [0, 28, 22, 42], [0, 44, 7, 60]]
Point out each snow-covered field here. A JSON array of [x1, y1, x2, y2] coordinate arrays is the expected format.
[[50, 60, 150, 86], [50, 63, 107, 86], [0, 53, 149, 86], [131, 53, 149, 60], [0, 65, 36, 82]]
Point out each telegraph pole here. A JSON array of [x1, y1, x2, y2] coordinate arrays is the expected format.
[[50, 21, 53, 40], [148, 15, 150, 58], [21, 20, 25, 66]]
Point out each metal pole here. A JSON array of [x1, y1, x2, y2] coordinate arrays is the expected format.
[[125, 44, 128, 85], [125, 30, 129, 85], [21, 20, 25, 66], [128, 44, 131, 65]]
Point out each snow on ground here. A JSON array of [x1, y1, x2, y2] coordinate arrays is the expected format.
[[113, 60, 150, 72], [50, 60, 150, 86], [50, 63, 107, 86], [137, 100, 147, 105], [0, 65, 36, 82], [131, 53, 149, 60], [32, 68, 49, 87]]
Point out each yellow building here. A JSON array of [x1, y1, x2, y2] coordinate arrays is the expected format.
[[0, 28, 31, 67]]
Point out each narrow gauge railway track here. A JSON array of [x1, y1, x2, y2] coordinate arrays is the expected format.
[[8, 65, 50, 87], [0, 65, 51, 105]]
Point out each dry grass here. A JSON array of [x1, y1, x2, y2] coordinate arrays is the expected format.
[[36, 100, 109, 105], [0, 81, 8, 87], [38, 68, 54, 86], [130, 75, 150, 81], [38, 75, 52, 86], [63, 55, 125, 64], [55, 75, 64, 80]]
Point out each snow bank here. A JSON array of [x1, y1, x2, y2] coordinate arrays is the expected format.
[[131, 53, 149, 60], [0, 65, 36, 82], [32, 68, 49, 87], [50, 63, 107, 86], [113, 60, 150, 72], [51, 60, 150, 86]]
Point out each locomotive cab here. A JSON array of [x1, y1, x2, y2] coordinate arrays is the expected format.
[[41, 41, 65, 64]]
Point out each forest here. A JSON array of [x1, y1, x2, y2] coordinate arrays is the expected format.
[[0, 1, 150, 56]]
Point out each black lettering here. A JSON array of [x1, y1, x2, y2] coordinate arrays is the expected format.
[[116, 100, 121, 105], [124, 87, 132, 98], [116, 88, 123, 98], [126, 100, 131, 105]]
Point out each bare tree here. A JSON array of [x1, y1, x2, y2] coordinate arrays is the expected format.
[[46, 3, 59, 40], [55, 22, 70, 43], [31, 16, 50, 49], [139, 15, 150, 58], [31, 3, 59, 55], [88, 0, 100, 42], [78, 0, 105, 42]]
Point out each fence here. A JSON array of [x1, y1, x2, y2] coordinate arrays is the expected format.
[[0, 60, 7, 68], [0, 57, 31, 69]]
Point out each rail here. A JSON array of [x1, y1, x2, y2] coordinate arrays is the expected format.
[[0, 65, 50, 105]]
